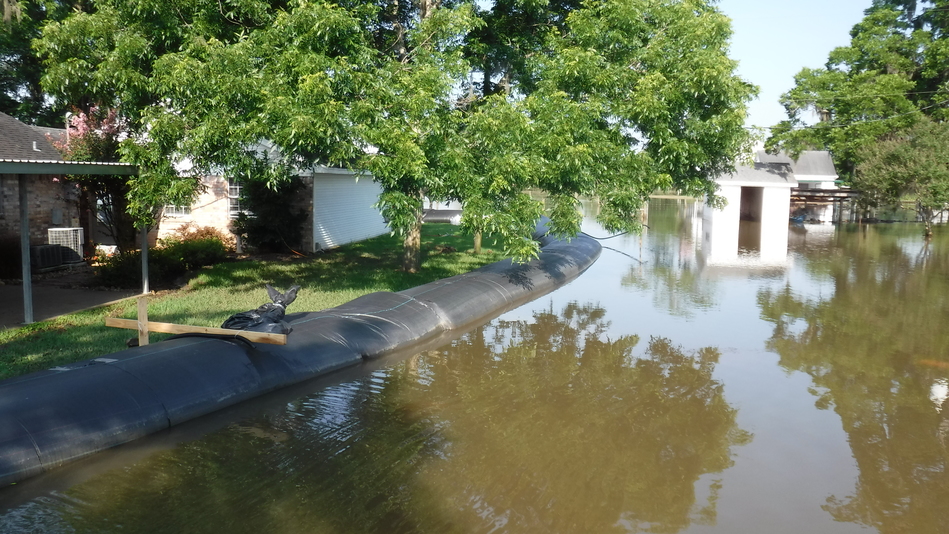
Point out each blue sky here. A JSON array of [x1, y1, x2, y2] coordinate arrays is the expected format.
[[715, 0, 872, 129]]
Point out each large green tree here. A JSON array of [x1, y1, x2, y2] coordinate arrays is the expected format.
[[37, 0, 755, 271], [0, 0, 87, 125], [854, 118, 949, 236], [767, 1, 949, 180]]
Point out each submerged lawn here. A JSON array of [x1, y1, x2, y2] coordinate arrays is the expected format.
[[0, 224, 505, 381]]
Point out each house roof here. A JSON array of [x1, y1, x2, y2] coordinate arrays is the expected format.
[[0, 112, 137, 175], [0, 112, 62, 160], [716, 162, 797, 188], [756, 150, 838, 181], [30, 125, 67, 146]]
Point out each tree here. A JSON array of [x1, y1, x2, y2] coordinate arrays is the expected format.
[[35, 0, 282, 227], [854, 118, 949, 236], [52, 106, 144, 252], [0, 1, 87, 125], [37, 0, 755, 271], [767, 1, 949, 180]]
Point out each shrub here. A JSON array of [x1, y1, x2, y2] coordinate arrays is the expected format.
[[95, 234, 228, 289], [168, 223, 235, 251], [230, 178, 307, 253], [160, 237, 228, 269], [94, 248, 185, 289]]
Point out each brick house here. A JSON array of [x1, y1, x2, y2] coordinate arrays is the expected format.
[[3, 110, 389, 258], [0, 113, 81, 246], [156, 165, 390, 253]]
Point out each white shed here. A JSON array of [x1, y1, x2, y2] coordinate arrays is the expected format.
[[703, 162, 797, 265]]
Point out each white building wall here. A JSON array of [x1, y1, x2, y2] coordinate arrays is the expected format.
[[311, 169, 388, 250], [702, 184, 742, 265], [760, 187, 791, 262]]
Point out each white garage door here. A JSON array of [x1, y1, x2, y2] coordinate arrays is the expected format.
[[311, 170, 389, 250]]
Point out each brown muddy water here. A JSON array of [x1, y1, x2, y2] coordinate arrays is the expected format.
[[2, 198, 948, 533]]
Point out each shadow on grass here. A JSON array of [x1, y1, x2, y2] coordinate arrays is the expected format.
[[189, 225, 504, 296]]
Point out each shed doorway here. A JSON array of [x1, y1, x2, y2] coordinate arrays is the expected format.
[[739, 186, 763, 222]]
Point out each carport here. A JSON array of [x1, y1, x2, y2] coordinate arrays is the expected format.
[[2, 162, 139, 324], [1, 113, 139, 324]]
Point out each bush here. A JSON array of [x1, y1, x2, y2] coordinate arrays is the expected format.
[[94, 233, 228, 289], [94, 249, 184, 289], [168, 223, 235, 251], [230, 178, 307, 253], [160, 237, 228, 269]]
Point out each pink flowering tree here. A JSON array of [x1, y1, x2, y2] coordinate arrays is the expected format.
[[53, 106, 141, 254]]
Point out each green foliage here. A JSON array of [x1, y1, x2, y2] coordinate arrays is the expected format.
[[166, 223, 236, 251], [0, 0, 81, 125], [855, 118, 949, 235], [230, 178, 308, 253], [94, 233, 228, 288], [35, 0, 754, 270], [767, 1, 949, 180]]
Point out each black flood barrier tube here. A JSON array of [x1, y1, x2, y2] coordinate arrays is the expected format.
[[0, 219, 601, 486]]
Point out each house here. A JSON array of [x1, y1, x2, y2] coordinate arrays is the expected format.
[[156, 165, 389, 253], [1, 112, 138, 324], [0, 113, 81, 245]]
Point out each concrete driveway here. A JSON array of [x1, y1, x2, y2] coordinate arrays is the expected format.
[[0, 283, 137, 330]]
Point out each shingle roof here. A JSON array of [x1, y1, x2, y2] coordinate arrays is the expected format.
[[756, 150, 838, 178], [0, 112, 62, 160], [717, 162, 797, 187], [29, 125, 67, 147], [0, 112, 137, 175]]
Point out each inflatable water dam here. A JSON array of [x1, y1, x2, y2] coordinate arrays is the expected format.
[[0, 221, 601, 486]]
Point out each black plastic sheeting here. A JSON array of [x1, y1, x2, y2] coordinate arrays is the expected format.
[[0, 219, 601, 486]]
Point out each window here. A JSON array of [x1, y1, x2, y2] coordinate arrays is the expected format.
[[228, 178, 243, 219], [164, 204, 192, 217], [0, 175, 5, 219]]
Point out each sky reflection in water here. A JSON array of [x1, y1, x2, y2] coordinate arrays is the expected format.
[[2, 198, 948, 534]]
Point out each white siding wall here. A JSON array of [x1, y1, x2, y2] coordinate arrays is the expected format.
[[702, 184, 742, 265], [311, 170, 388, 250], [760, 187, 791, 262]]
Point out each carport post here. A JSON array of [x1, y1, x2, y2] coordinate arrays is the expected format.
[[18, 174, 33, 324]]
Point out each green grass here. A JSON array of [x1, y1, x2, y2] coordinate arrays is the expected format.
[[0, 224, 505, 381]]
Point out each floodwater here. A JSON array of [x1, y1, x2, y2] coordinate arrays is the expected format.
[[2, 198, 949, 533]]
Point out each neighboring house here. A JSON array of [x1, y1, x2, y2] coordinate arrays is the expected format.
[[2, 109, 387, 254], [756, 150, 840, 190], [157, 165, 389, 252], [0, 112, 82, 252]]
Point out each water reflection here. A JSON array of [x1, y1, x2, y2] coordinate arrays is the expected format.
[[11, 303, 749, 533], [758, 225, 949, 533], [623, 200, 716, 317]]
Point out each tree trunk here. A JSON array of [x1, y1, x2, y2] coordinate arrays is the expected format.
[[473, 231, 482, 254], [402, 209, 423, 273]]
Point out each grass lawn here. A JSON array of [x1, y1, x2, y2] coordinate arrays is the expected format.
[[0, 224, 506, 381]]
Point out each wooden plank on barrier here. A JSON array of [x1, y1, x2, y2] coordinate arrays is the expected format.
[[105, 318, 287, 345]]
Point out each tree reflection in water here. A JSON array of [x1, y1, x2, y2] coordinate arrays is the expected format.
[[758, 225, 949, 534], [47, 303, 748, 534]]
